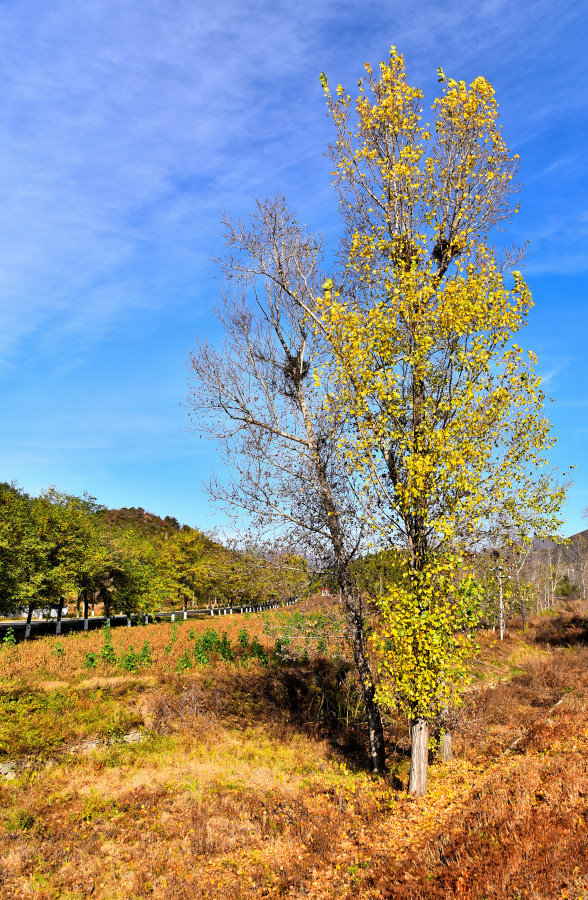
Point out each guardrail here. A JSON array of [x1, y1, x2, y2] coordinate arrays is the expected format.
[[0, 598, 299, 644]]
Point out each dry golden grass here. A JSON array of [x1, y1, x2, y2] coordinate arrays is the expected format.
[[0, 597, 346, 687], [0, 615, 267, 685], [0, 600, 587, 899]]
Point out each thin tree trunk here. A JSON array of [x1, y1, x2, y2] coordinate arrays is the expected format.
[[408, 717, 429, 796], [56, 597, 63, 635], [24, 601, 34, 639], [439, 730, 453, 762], [499, 568, 504, 640], [402, 353, 431, 795], [102, 591, 111, 620], [83, 593, 89, 631], [437, 705, 453, 762], [342, 585, 387, 774], [296, 371, 387, 774]]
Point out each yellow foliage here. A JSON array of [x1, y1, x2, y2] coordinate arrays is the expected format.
[[315, 49, 564, 721], [374, 556, 481, 719], [316, 49, 563, 558]]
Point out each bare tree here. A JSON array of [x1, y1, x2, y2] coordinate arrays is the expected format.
[[187, 196, 387, 773]]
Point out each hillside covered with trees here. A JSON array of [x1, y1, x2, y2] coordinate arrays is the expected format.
[[0, 482, 305, 621]]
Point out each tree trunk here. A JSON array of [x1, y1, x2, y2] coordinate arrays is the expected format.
[[295, 375, 387, 775], [408, 717, 429, 796], [439, 729, 453, 762], [83, 593, 89, 631], [56, 597, 63, 635], [365, 688, 387, 774], [25, 602, 34, 639], [437, 705, 453, 762], [341, 586, 386, 774]]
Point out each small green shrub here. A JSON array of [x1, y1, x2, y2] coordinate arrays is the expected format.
[[200, 628, 220, 654], [218, 633, 235, 663], [164, 621, 180, 655], [192, 628, 235, 664], [118, 646, 139, 672], [138, 640, 152, 667], [5, 808, 35, 831], [249, 636, 268, 666], [117, 640, 153, 672], [2, 628, 16, 649], [99, 624, 116, 664], [194, 644, 209, 666], [176, 649, 192, 671]]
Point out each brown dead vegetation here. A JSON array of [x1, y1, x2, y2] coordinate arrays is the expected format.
[[152, 659, 368, 765], [0, 604, 587, 899], [367, 696, 588, 899]]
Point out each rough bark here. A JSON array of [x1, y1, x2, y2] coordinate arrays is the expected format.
[[341, 584, 387, 773], [297, 378, 386, 774], [188, 200, 388, 776], [408, 717, 429, 796], [439, 729, 453, 762]]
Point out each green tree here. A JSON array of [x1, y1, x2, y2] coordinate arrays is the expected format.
[[164, 528, 217, 610], [0, 483, 39, 617]]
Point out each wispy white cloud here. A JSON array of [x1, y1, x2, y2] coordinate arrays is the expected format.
[[0, 0, 585, 361], [520, 210, 588, 276], [0, 0, 585, 529], [0, 0, 342, 360]]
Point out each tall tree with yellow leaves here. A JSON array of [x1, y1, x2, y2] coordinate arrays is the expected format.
[[311, 50, 564, 795]]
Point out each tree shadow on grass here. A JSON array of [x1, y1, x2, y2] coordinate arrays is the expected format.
[[533, 613, 588, 647], [153, 657, 374, 771]]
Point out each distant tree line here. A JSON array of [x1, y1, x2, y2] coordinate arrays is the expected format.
[[0, 482, 305, 620]]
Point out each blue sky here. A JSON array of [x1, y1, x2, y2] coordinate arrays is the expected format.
[[0, 0, 587, 536]]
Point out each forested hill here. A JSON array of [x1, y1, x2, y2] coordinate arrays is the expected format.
[[99, 506, 185, 537], [0, 482, 306, 617]]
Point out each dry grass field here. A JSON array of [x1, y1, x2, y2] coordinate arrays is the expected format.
[[0, 598, 587, 899]]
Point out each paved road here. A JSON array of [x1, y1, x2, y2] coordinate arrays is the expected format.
[[0, 599, 299, 643]]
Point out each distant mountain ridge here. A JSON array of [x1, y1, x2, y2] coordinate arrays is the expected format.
[[525, 529, 588, 588], [531, 528, 588, 555]]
